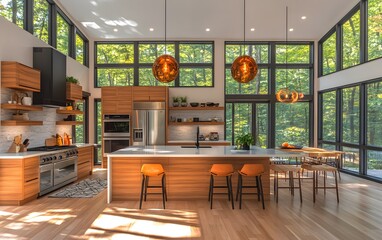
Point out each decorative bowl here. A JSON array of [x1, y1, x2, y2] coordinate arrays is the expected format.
[[206, 102, 214, 107], [214, 103, 219, 107], [190, 102, 199, 107]]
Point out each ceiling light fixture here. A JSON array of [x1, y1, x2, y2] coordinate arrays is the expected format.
[[301, 16, 307, 20], [113, 28, 118, 32], [152, 0, 179, 83], [250, 28, 255, 31], [149, 28, 154, 31], [276, 6, 300, 104], [289, 28, 294, 32], [205, 28, 210, 32], [231, 0, 258, 83]]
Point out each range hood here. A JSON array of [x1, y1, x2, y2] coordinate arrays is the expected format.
[[32, 47, 67, 107]]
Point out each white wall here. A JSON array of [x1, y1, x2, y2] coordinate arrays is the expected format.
[[0, 17, 90, 152], [319, 58, 382, 91]]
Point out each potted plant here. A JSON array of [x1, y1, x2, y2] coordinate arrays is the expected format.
[[172, 97, 179, 107], [235, 133, 254, 150], [66, 76, 79, 85], [180, 96, 187, 107]]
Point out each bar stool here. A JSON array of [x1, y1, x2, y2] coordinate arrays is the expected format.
[[236, 164, 265, 209], [139, 164, 167, 209], [302, 164, 339, 203], [270, 164, 302, 203], [209, 164, 234, 209]]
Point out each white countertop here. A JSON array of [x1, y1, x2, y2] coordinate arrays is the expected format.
[[0, 143, 95, 159], [107, 146, 305, 158], [167, 140, 230, 143]]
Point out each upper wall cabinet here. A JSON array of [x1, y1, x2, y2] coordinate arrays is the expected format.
[[66, 82, 82, 101], [102, 86, 132, 114], [1, 62, 41, 92], [132, 86, 167, 102]]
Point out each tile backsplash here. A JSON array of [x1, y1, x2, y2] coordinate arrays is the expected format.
[[0, 88, 72, 152]]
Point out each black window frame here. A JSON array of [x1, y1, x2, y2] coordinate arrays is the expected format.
[[224, 41, 314, 148], [72, 91, 90, 144], [94, 98, 102, 165], [94, 41, 215, 88]]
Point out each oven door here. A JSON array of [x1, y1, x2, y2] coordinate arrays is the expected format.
[[104, 138, 130, 154], [54, 157, 77, 186], [40, 164, 54, 195], [103, 119, 130, 137]]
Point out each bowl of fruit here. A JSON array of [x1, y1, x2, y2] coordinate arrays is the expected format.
[[280, 142, 303, 149]]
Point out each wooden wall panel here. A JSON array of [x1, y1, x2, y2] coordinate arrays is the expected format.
[[0, 160, 23, 201], [1, 61, 41, 92]]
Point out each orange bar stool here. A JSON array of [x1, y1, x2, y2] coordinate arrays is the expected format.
[[270, 164, 302, 203], [209, 164, 235, 209], [236, 164, 265, 209], [139, 164, 167, 209]]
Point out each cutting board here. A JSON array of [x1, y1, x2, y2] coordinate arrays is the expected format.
[[45, 137, 56, 146]]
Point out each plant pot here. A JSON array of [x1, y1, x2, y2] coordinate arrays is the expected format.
[[242, 144, 250, 150], [21, 97, 32, 105], [181, 102, 187, 107], [173, 102, 179, 107]]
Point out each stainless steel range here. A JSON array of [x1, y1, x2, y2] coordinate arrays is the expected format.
[[28, 146, 78, 196]]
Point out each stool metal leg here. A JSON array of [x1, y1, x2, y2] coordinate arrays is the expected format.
[[256, 176, 260, 201], [210, 175, 214, 209], [259, 175, 265, 210], [139, 175, 146, 209], [226, 176, 231, 201], [313, 170, 316, 203], [276, 171, 279, 203], [229, 176, 234, 209], [335, 171, 339, 203], [324, 171, 327, 195], [161, 174, 166, 209], [298, 171, 302, 203], [239, 175, 243, 209], [163, 174, 168, 201], [144, 176, 149, 201], [236, 174, 241, 201]]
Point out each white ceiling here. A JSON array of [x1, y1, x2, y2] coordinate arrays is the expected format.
[[57, 0, 360, 41]]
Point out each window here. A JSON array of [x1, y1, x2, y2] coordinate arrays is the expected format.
[[33, 0, 49, 44], [225, 42, 313, 148], [367, 81, 382, 147], [322, 32, 337, 75], [322, 91, 336, 142], [95, 41, 214, 87], [0, 0, 24, 28], [368, 0, 382, 61], [342, 10, 361, 69], [95, 99, 102, 165], [56, 13, 70, 55], [75, 33, 85, 65], [342, 86, 360, 144], [275, 102, 310, 147], [342, 147, 359, 172], [367, 150, 382, 178]]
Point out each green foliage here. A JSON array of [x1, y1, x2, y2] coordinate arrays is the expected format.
[[235, 133, 254, 149], [139, 43, 175, 63], [276, 44, 310, 64], [172, 97, 179, 102], [225, 68, 268, 95], [180, 96, 187, 102], [66, 76, 79, 85], [0, 0, 24, 28], [225, 44, 269, 64], [343, 10, 361, 69], [322, 32, 336, 75], [275, 68, 310, 94], [342, 86, 360, 144], [57, 13, 69, 55], [368, 0, 382, 61], [76, 34, 85, 65], [179, 44, 213, 63], [97, 68, 134, 87], [322, 91, 336, 141], [33, 0, 49, 44], [367, 82, 382, 146]]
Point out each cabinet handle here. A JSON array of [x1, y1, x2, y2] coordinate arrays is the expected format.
[[26, 177, 38, 183]]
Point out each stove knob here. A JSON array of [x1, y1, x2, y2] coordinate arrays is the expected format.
[[75, 149, 78, 154], [49, 157, 53, 161], [59, 155, 63, 160], [53, 156, 57, 160], [66, 152, 70, 157]]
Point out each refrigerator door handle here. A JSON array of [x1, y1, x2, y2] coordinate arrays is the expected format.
[[146, 111, 150, 145]]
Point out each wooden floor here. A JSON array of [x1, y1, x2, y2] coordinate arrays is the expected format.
[[1, 169, 382, 240]]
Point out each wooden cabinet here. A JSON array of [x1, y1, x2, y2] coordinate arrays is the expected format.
[[0, 157, 39, 206], [1, 61, 41, 92], [132, 86, 167, 102], [101, 87, 132, 114], [66, 82, 82, 101], [77, 146, 94, 180]]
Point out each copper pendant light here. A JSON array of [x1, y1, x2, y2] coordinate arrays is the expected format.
[[276, 6, 299, 103], [152, 0, 179, 83], [231, 0, 258, 83]]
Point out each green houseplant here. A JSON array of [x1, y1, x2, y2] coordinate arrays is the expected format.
[[172, 97, 179, 107], [235, 133, 254, 150], [180, 96, 187, 107], [66, 76, 79, 85]]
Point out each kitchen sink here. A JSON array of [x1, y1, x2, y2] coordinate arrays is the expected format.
[[181, 146, 212, 148]]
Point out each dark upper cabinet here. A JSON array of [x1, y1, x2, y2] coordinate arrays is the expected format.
[[33, 47, 67, 107]]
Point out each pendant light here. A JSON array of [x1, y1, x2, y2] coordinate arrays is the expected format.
[[152, 0, 179, 83], [276, 6, 299, 103], [231, 0, 258, 83]]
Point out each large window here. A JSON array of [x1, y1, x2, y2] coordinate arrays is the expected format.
[[368, 0, 382, 61], [95, 41, 214, 87], [319, 79, 382, 180], [95, 99, 102, 165], [0, 0, 24, 28], [342, 10, 361, 69], [75, 33, 85, 65], [322, 32, 337, 75], [56, 13, 70, 56], [225, 42, 313, 148], [33, 0, 49, 44]]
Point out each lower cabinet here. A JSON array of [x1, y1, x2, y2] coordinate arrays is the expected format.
[[0, 157, 39, 205], [77, 146, 94, 180]]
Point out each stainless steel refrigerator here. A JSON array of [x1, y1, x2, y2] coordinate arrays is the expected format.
[[132, 102, 166, 146]]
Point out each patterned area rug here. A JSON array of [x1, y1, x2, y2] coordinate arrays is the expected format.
[[49, 178, 107, 198]]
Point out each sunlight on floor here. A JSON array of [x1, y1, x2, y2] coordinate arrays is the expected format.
[[343, 183, 369, 188], [19, 209, 77, 225], [0, 210, 18, 217], [85, 207, 201, 239]]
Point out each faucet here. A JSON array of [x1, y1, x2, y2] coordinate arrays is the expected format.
[[195, 126, 200, 149]]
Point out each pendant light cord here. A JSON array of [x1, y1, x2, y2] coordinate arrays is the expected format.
[[285, 6, 288, 87], [243, 0, 246, 54], [165, 0, 167, 53]]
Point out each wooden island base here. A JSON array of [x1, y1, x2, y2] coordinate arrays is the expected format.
[[109, 157, 270, 201]]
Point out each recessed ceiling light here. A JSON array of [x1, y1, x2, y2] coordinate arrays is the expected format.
[[301, 16, 307, 20], [113, 28, 118, 32], [205, 28, 210, 32], [90, 1, 97, 6], [250, 28, 255, 32], [149, 28, 154, 32], [289, 28, 294, 32]]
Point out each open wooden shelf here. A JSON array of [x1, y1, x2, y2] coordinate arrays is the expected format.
[[168, 122, 224, 126], [56, 109, 83, 115], [1, 104, 43, 111], [56, 121, 83, 125], [1, 120, 43, 126], [169, 106, 224, 111]]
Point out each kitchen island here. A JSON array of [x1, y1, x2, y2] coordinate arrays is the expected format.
[[107, 146, 305, 203]]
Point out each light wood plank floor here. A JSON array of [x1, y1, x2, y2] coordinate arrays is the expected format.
[[0, 169, 381, 240]]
